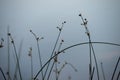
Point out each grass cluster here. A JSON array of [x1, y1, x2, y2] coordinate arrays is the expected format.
[[0, 14, 120, 80]]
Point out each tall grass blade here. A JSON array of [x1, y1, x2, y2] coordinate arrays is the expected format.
[[0, 67, 7, 80], [111, 56, 120, 80]]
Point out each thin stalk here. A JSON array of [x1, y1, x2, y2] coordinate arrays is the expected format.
[[55, 59, 58, 80], [101, 62, 106, 80], [30, 30, 44, 80], [28, 47, 33, 80], [37, 41, 44, 80], [58, 63, 67, 79], [90, 41, 99, 80], [31, 51, 33, 80], [7, 26, 11, 80], [55, 41, 63, 80], [13, 40, 23, 80], [79, 14, 92, 80], [9, 34, 22, 80], [47, 61, 55, 80], [111, 56, 120, 80], [117, 70, 120, 80], [47, 40, 64, 80], [79, 14, 99, 80], [66, 62, 77, 72], [34, 41, 120, 79], [0, 67, 7, 80], [57, 62, 77, 80], [43, 31, 60, 79], [91, 66, 95, 80], [12, 40, 22, 80], [89, 39, 92, 80], [43, 21, 66, 79]]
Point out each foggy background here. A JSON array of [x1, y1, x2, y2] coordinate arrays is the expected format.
[[0, 0, 120, 80]]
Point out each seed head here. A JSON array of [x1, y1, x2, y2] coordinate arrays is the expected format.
[[61, 39, 64, 42], [11, 40, 14, 43], [41, 37, 44, 39], [8, 33, 11, 36], [1, 38, 4, 42], [79, 14, 82, 16], [62, 21, 66, 24], [30, 30, 32, 32], [28, 53, 31, 56], [36, 37, 39, 41], [64, 21, 66, 23], [56, 27, 61, 31], [6, 72, 9, 75], [0, 44, 3, 48]]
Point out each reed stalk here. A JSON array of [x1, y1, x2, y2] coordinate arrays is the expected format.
[[8, 33, 22, 80], [47, 39, 64, 80], [13, 40, 23, 80], [43, 21, 66, 80], [7, 26, 11, 80], [111, 56, 120, 80], [28, 47, 33, 80], [116, 70, 120, 80], [79, 13, 99, 80], [30, 30, 44, 80], [0, 67, 7, 80], [101, 62, 106, 80]]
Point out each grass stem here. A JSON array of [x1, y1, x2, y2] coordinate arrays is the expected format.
[[111, 56, 120, 80]]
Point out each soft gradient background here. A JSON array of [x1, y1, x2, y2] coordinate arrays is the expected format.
[[0, 0, 120, 80]]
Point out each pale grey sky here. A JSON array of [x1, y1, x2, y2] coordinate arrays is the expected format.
[[0, 0, 120, 80]]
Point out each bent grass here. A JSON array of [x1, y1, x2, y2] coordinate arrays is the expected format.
[[0, 14, 120, 80]]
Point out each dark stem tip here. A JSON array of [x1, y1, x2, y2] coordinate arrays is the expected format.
[[79, 14, 82, 16]]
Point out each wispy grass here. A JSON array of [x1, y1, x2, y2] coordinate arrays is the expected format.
[[30, 30, 44, 80], [43, 21, 66, 80], [34, 41, 120, 80], [47, 39, 64, 80], [13, 40, 23, 80], [57, 61, 77, 80], [79, 13, 99, 80], [7, 26, 11, 80], [8, 33, 22, 80], [1, 15, 120, 80]]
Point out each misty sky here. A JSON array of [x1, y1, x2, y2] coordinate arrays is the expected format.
[[0, 0, 120, 80]]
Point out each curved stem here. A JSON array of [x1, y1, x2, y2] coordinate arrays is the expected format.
[[34, 42, 120, 80]]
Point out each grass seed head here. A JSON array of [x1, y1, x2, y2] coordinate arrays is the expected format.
[[79, 13, 82, 16]]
